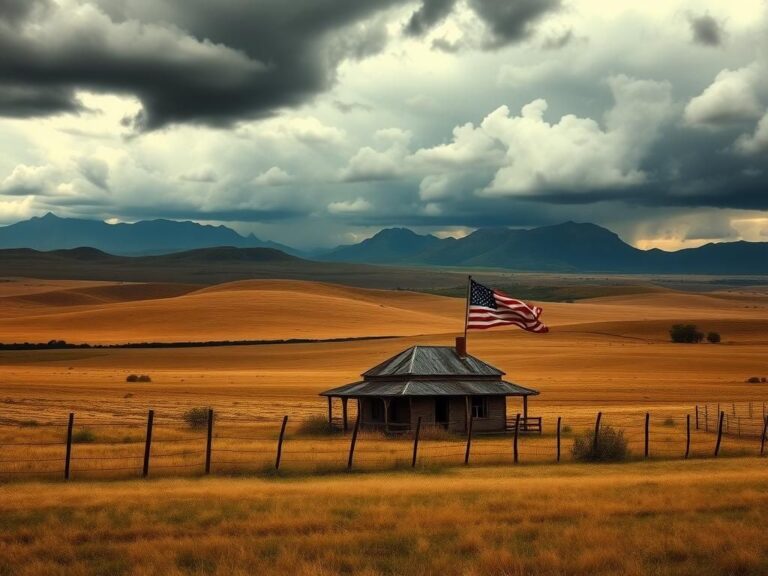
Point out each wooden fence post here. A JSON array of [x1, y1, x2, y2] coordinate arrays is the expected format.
[[593, 412, 602, 454], [143, 409, 154, 478], [64, 412, 74, 481], [685, 414, 691, 460], [556, 416, 562, 463], [275, 415, 288, 470], [644, 412, 650, 459], [204, 408, 214, 475], [464, 415, 474, 465], [714, 411, 724, 457], [513, 413, 521, 464], [695, 405, 699, 430], [760, 416, 767, 457], [411, 417, 422, 468], [347, 412, 360, 470]]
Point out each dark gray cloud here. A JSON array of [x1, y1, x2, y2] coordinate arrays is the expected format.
[[404, 0, 456, 36], [0, 84, 83, 118], [0, 0, 50, 23], [0, 0, 406, 130], [469, 0, 562, 49], [689, 14, 723, 46]]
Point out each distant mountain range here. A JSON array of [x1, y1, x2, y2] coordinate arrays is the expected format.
[[0, 212, 300, 256], [322, 222, 768, 275], [1, 214, 767, 274]]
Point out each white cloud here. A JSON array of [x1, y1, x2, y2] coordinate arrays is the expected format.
[[409, 75, 672, 197], [410, 122, 502, 169], [179, 168, 218, 183], [340, 128, 411, 181], [684, 65, 763, 128], [327, 197, 373, 214], [735, 111, 768, 155], [0, 164, 56, 196], [252, 166, 294, 186], [251, 116, 346, 146]]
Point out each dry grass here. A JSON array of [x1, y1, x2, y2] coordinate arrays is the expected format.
[[1, 459, 767, 576], [1, 277, 768, 573]]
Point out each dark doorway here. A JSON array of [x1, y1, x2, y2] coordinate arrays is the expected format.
[[435, 397, 449, 427]]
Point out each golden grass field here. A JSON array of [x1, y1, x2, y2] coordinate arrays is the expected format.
[[0, 276, 767, 574]]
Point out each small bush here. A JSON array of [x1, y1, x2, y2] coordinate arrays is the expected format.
[[297, 415, 336, 436], [746, 376, 761, 383], [572, 426, 629, 462], [137, 374, 152, 382], [663, 418, 675, 427], [126, 374, 151, 382], [126, 374, 138, 382], [72, 429, 96, 443], [183, 407, 210, 429], [670, 324, 704, 343], [706, 332, 721, 344], [561, 424, 573, 434]]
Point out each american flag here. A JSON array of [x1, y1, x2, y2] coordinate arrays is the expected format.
[[467, 279, 549, 333]]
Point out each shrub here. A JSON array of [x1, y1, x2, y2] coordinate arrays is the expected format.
[[72, 429, 96, 443], [137, 374, 152, 382], [663, 418, 675, 427], [297, 415, 336, 436], [126, 374, 151, 382], [706, 332, 721, 344], [561, 425, 573, 434], [183, 407, 210, 429], [669, 324, 704, 344], [572, 426, 629, 462], [126, 374, 138, 382], [747, 376, 761, 383]]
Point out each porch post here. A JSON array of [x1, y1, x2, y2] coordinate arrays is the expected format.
[[383, 398, 391, 433], [327, 396, 333, 424], [523, 396, 528, 421], [465, 395, 471, 433], [342, 397, 349, 432]]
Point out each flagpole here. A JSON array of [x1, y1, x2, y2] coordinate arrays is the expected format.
[[463, 275, 471, 341]]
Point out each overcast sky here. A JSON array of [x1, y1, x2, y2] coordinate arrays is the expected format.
[[0, 0, 767, 249]]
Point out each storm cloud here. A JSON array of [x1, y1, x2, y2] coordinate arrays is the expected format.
[[0, 0, 407, 129]]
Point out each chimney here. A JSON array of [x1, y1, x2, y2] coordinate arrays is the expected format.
[[455, 336, 467, 358]]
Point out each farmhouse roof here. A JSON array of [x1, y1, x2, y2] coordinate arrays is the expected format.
[[362, 345, 504, 378], [320, 379, 538, 397]]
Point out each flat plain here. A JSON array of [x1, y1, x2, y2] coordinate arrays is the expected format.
[[1, 276, 767, 575]]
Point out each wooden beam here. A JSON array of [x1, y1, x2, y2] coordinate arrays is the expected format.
[[383, 398, 390, 434], [523, 396, 528, 422], [341, 397, 349, 432], [327, 396, 333, 424], [465, 396, 470, 433]]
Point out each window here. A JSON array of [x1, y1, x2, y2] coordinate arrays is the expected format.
[[471, 396, 488, 418]]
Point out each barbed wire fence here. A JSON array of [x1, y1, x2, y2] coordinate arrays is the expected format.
[[0, 401, 766, 481]]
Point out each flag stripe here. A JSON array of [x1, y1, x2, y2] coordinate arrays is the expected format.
[[467, 279, 549, 334]]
